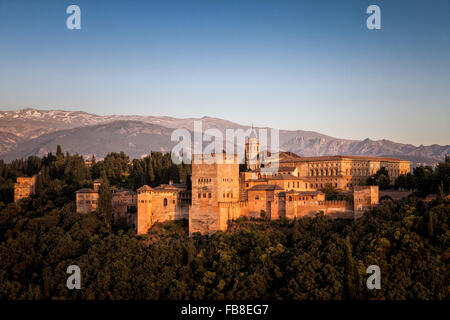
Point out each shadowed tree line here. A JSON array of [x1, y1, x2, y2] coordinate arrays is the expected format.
[[0, 146, 191, 207], [0, 194, 448, 299], [359, 156, 450, 195], [0, 147, 448, 300]]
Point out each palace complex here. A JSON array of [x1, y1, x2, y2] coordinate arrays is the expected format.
[[13, 175, 37, 202], [70, 133, 410, 235]]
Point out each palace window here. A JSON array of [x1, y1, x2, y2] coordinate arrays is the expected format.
[[164, 198, 168, 206]]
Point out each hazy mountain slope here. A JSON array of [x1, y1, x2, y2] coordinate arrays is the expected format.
[[0, 109, 246, 142], [281, 137, 450, 166], [1, 121, 180, 161], [0, 108, 448, 166]]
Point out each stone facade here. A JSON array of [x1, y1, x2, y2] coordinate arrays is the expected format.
[[136, 182, 190, 235], [353, 185, 379, 218], [189, 154, 240, 235], [277, 154, 410, 190], [14, 175, 37, 202], [76, 147, 411, 235], [75, 188, 99, 213], [112, 188, 137, 227]]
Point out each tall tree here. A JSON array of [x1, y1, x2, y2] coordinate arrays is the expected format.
[[343, 237, 361, 300], [56, 145, 63, 158], [97, 172, 113, 231]]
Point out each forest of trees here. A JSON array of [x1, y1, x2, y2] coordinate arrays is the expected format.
[[0, 147, 448, 300], [359, 157, 450, 195], [0, 147, 191, 207]]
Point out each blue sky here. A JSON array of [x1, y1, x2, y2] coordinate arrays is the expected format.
[[0, 0, 449, 146]]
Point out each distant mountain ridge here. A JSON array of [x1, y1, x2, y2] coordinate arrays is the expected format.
[[0, 108, 448, 166]]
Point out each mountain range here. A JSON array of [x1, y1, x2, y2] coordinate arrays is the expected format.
[[0, 108, 448, 167]]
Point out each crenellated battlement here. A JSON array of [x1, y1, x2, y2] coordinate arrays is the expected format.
[[78, 150, 382, 235], [317, 200, 349, 206], [192, 153, 239, 165]]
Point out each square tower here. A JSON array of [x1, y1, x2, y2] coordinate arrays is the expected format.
[[136, 185, 153, 235], [353, 185, 379, 212], [189, 154, 240, 234], [14, 175, 37, 202]]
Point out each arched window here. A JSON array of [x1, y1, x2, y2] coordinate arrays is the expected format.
[[164, 198, 168, 206]]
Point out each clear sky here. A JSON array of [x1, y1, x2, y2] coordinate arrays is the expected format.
[[0, 0, 449, 146]]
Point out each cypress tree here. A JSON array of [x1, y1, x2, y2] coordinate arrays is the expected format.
[[98, 172, 113, 231], [146, 157, 155, 186], [428, 211, 434, 239], [56, 145, 63, 158], [343, 237, 361, 300]]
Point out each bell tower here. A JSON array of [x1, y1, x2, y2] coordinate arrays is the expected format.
[[245, 126, 260, 171]]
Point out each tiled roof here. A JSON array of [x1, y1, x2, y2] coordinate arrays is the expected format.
[[248, 184, 284, 191], [75, 188, 96, 193], [279, 190, 324, 196], [266, 175, 304, 181], [246, 174, 304, 183], [297, 191, 324, 196], [153, 183, 187, 191], [278, 166, 296, 171], [279, 154, 409, 162], [115, 188, 136, 195], [137, 185, 153, 192]]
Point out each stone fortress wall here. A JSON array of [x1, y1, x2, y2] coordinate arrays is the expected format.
[[68, 133, 410, 235], [14, 175, 37, 202]]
